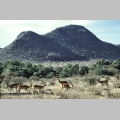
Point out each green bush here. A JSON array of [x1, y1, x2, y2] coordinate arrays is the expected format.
[[0, 64, 3, 74], [71, 64, 79, 75], [104, 60, 113, 65], [113, 58, 120, 65], [46, 72, 55, 79], [58, 64, 72, 78], [41, 67, 56, 78], [59, 71, 69, 78], [3, 60, 21, 67], [95, 67, 113, 75], [112, 59, 120, 70], [79, 66, 89, 76], [90, 64, 97, 70], [96, 58, 105, 66], [18, 68, 34, 78], [55, 66, 63, 76]]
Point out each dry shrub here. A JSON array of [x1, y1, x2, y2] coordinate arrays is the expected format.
[[12, 76, 28, 85], [94, 86, 103, 96], [42, 88, 54, 95], [113, 80, 120, 88], [2, 72, 120, 99], [110, 76, 120, 88], [82, 76, 97, 86], [58, 89, 99, 99], [46, 78, 56, 86], [114, 75, 120, 80], [106, 88, 120, 99], [29, 76, 40, 81]]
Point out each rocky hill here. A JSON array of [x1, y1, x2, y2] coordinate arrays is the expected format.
[[44, 25, 120, 59], [116, 45, 120, 48], [0, 30, 86, 62], [0, 24, 120, 62]]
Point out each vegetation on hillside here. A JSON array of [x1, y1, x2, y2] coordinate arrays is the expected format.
[[0, 58, 120, 82]]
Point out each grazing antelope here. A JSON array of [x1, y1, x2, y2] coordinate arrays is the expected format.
[[17, 84, 32, 93], [57, 79, 69, 89], [63, 82, 73, 91], [7, 83, 20, 93], [58, 79, 73, 90], [97, 77, 109, 87], [31, 83, 47, 94]]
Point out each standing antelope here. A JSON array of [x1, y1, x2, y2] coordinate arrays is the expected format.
[[17, 84, 32, 93], [31, 83, 47, 94], [63, 82, 73, 91], [97, 77, 109, 87], [57, 79, 69, 89], [7, 83, 20, 93]]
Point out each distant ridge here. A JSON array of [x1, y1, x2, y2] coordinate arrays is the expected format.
[[0, 30, 86, 62], [116, 44, 120, 47], [0, 24, 120, 62], [44, 24, 120, 59]]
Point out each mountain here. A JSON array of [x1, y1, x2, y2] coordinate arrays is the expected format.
[[116, 45, 120, 48], [0, 24, 120, 62], [0, 30, 86, 62], [44, 25, 120, 59]]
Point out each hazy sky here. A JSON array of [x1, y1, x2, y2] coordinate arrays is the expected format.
[[0, 20, 120, 48]]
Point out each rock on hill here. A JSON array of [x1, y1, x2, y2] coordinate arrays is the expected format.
[[44, 25, 120, 59], [0, 24, 120, 62], [0, 30, 86, 62]]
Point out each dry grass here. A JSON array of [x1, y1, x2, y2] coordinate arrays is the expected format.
[[32, 59, 97, 67], [1, 75, 120, 99]]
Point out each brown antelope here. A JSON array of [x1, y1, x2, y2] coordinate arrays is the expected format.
[[97, 77, 109, 87], [7, 83, 20, 93], [17, 84, 32, 93], [63, 82, 73, 91], [31, 83, 47, 94], [57, 79, 69, 89]]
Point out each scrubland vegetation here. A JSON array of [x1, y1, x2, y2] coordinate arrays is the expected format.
[[1, 58, 120, 99]]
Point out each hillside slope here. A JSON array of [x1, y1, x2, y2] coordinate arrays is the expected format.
[[44, 25, 120, 59], [0, 31, 86, 62], [0, 24, 120, 62]]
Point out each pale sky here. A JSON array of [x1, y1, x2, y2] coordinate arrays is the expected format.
[[0, 20, 120, 48]]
